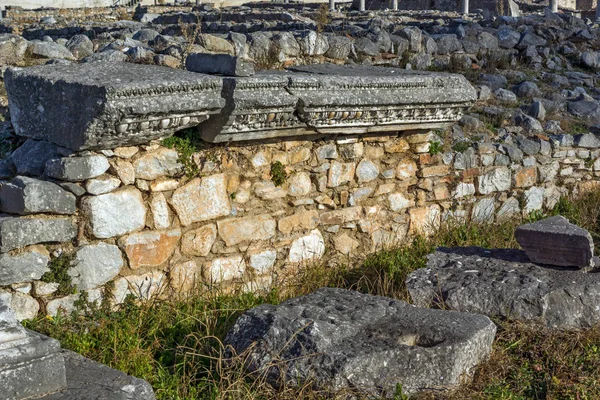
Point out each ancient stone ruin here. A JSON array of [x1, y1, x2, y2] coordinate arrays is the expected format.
[[407, 216, 600, 329]]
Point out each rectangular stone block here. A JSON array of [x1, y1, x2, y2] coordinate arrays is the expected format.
[[0, 297, 67, 400], [0, 216, 77, 253], [515, 216, 594, 269], [5, 62, 224, 151], [186, 53, 255, 77]]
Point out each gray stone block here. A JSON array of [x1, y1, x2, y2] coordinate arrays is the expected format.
[[5, 62, 224, 151], [41, 350, 155, 400], [45, 155, 110, 182], [515, 216, 594, 269], [0, 246, 50, 286], [0, 216, 77, 252], [0, 297, 67, 400], [8, 139, 72, 177], [407, 247, 600, 329], [225, 287, 496, 397], [186, 53, 255, 77], [0, 176, 76, 215]]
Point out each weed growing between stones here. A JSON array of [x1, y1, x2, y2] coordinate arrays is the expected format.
[[270, 161, 287, 186], [428, 140, 443, 155], [162, 129, 200, 177], [24, 191, 600, 399], [40, 252, 76, 296]]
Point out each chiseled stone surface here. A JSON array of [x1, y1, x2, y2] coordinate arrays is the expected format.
[[407, 247, 600, 329], [0, 176, 76, 215], [5, 62, 224, 151], [42, 350, 156, 400], [225, 288, 496, 396], [0, 296, 67, 400], [0, 216, 77, 253], [515, 216, 594, 269], [68, 243, 123, 291], [170, 174, 231, 226], [118, 229, 181, 270], [0, 245, 50, 286], [81, 187, 146, 239], [45, 155, 110, 182], [217, 214, 276, 247]]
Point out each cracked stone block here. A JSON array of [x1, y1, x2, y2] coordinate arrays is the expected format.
[[407, 247, 600, 329], [45, 155, 110, 182], [0, 216, 77, 253], [225, 288, 496, 397], [0, 176, 76, 215], [515, 216, 594, 269], [5, 62, 224, 151]]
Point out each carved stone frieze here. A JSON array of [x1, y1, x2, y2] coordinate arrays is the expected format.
[[5, 62, 224, 151]]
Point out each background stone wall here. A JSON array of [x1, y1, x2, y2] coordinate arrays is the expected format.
[[1, 126, 599, 321]]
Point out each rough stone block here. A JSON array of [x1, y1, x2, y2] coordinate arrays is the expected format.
[[0, 176, 76, 215], [515, 216, 594, 269], [217, 214, 276, 247], [0, 297, 67, 400], [287, 229, 325, 263], [170, 174, 231, 226], [5, 62, 224, 150], [225, 288, 496, 397], [119, 229, 181, 270], [68, 243, 123, 291], [45, 155, 110, 182], [0, 246, 50, 286], [203, 255, 246, 283], [9, 139, 72, 177], [0, 216, 76, 253], [407, 247, 600, 329], [186, 53, 255, 77], [81, 187, 146, 239], [181, 224, 217, 257]]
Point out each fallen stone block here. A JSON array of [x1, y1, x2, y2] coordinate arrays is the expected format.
[[0, 216, 77, 253], [5, 62, 224, 151], [407, 247, 600, 329], [515, 216, 594, 269], [0, 176, 76, 215], [225, 287, 496, 397], [186, 53, 255, 77], [0, 296, 67, 400]]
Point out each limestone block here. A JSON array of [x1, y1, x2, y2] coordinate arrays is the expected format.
[[170, 174, 231, 226], [170, 260, 202, 293], [396, 157, 417, 180], [333, 232, 360, 255], [355, 159, 380, 182], [217, 214, 276, 247], [409, 205, 441, 236], [0, 216, 77, 252], [278, 210, 320, 234], [388, 192, 414, 212], [320, 207, 363, 225], [288, 229, 325, 263], [133, 148, 182, 180], [6, 292, 40, 321], [113, 271, 166, 303], [150, 193, 171, 230], [5, 62, 224, 150], [45, 155, 110, 182], [119, 229, 181, 270], [523, 186, 545, 213], [477, 167, 511, 194], [181, 224, 217, 257], [0, 245, 50, 286], [0, 176, 76, 215], [110, 159, 135, 185], [407, 247, 600, 328], [328, 161, 356, 187], [516, 216, 594, 269], [204, 256, 246, 283], [512, 166, 538, 188], [225, 288, 495, 396], [69, 243, 123, 291], [471, 197, 496, 223], [287, 172, 312, 197], [82, 187, 146, 239], [85, 176, 121, 195], [453, 182, 475, 198], [248, 249, 278, 275]]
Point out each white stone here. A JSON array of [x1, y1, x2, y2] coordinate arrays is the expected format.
[[287, 172, 312, 197], [85, 175, 121, 195], [82, 187, 146, 239], [523, 186, 545, 213], [453, 182, 476, 198], [47, 294, 79, 317], [9, 292, 39, 321], [497, 197, 521, 220], [477, 168, 511, 194], [204, 256, 246, 283], [112, 271, 167, 304], [68, 243, 123, 291], [288, 229, 325, 263], [471, 197, 495, 223], [133, 148, 182, 180], [388, 192, 413, 212], [150, 192, 171, 230], [170, 174, 231, 226], [355, 159, 380, 183], [249, 249, 277, 275]]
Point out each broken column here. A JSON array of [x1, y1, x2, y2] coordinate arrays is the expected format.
[[461, 0, 469, 14], [226, 287, 496, 396], [550, 0, 558, 13], [515, 215, 594, 269]]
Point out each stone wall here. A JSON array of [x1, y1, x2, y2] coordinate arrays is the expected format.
[[1, 126, 599, 321]]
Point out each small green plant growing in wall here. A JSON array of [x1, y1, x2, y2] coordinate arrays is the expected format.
[[452, 141, 472, 153], [162, 128, 200, 177], [429, 140, 443, 155], [41, 253, 76, 296], [270, 161, 287, 186]]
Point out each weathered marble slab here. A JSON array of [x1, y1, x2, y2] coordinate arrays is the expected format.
[[200, 65, 476, 142], [0, 296, 67, 400], [5, 62, 224, 151], [225, 287, 496, 397], [407, 247, 600, 329]]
